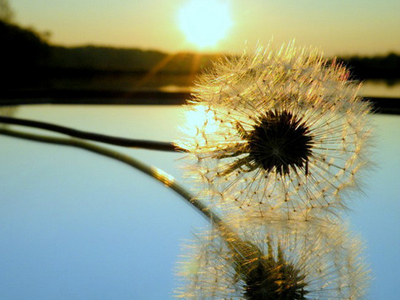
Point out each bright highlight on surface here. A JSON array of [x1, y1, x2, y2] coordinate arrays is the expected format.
[[178, 0, 233, 49], [183, 105, 219, 137]]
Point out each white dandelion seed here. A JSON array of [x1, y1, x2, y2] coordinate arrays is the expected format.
[[175, 215, 370, 299], [176, 42, 372, 217]]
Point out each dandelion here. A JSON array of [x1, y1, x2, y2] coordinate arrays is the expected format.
[[177, 42, 372, 217], [176, 215, 369, 299]]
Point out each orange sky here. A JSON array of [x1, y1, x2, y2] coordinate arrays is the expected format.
[[11, 0, 400, 57]]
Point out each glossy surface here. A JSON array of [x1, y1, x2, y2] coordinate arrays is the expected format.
[[0, 105, 399, 299]]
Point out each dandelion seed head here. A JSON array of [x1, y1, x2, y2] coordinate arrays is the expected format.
[[176, 42, 373, 217]]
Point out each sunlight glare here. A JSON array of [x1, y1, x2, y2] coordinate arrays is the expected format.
[[183, 105, 219, 137], [178, 0, 233, 49]]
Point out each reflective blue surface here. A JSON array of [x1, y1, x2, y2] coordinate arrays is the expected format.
[[0, 105, 399, 299]]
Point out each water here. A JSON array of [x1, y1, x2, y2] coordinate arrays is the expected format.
[[361, 80, 400, 98], [0, 105, 399, 299]]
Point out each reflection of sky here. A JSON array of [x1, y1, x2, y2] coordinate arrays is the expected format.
[[0, 105, 399, 299], [349, 114, 400, 300], [360, 80, 400, 98]]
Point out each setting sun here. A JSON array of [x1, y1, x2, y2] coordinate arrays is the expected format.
[[177, 0, 233, 49]]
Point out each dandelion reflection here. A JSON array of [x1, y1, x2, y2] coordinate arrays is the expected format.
[[176, 215, 369, 299]]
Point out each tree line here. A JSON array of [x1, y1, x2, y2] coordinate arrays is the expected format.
[[1, 18, 399, 90], [338, 54, 400, 81]]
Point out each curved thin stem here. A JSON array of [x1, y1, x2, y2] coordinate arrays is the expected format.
[[0, 115, 187, 152], [0, 127, 259, 271], [0, 128, 217, 223]]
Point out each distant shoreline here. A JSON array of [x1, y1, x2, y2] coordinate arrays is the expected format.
[[0, 89, 191, 106], [0, 89, 399, 115]]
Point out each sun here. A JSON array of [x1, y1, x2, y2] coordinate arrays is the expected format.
[[177, 0, 233, 49]]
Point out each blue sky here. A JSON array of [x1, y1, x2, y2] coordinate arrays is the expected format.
[[10, 0, 400, 56]]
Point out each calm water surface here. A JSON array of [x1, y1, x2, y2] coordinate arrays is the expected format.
[[361, 80, 400, 98], [0, 105, 399, 299]]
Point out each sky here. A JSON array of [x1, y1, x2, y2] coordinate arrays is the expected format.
[[9, 0, 400, 57]]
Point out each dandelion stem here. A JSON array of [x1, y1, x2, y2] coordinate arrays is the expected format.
[[0, 128, 246, 257], [0, 128, 218, 224], [0, 116, 186, 152], [0, 127, 287, 296]]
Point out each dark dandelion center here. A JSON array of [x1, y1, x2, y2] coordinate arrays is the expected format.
[[247, 110, 313, 175]]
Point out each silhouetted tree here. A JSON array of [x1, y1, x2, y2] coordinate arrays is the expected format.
[[0, 20, 50, 87], [338, 53, 400, 81]]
